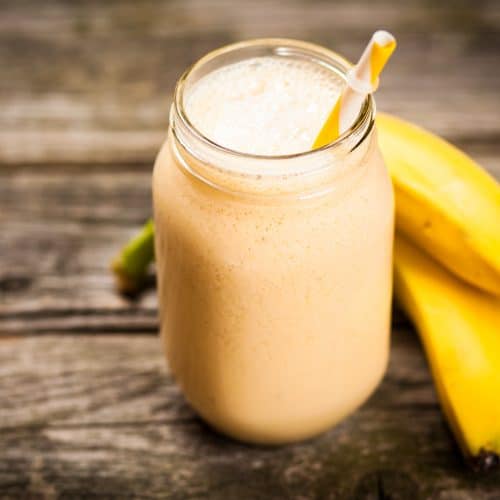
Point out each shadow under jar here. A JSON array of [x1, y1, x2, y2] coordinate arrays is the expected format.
[[153, 39, 394, 445]]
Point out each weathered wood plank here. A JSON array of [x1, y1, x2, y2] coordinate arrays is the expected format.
[[0, 220, 158, 333], [1, 329, 499, 499], [1, 0, 499, 165], [0, 1, 499, 498], [1, 154, 499, 335]]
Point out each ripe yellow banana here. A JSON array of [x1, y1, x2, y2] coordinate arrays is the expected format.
[[394, 234, 500, 469], [378, 113, 500, 296]]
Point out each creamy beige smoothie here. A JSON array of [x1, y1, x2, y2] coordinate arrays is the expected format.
[[153, 39, 394, 444]]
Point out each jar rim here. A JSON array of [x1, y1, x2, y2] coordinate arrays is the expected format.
[[171, 38, 375, 177]]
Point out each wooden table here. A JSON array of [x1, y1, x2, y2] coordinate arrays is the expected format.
[[1, 1, 500, 498]]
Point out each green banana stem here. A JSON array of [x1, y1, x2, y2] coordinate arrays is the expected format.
[[111, 219, 155, 294]]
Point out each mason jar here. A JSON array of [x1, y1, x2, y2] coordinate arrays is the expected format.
[[153, 39, 394, 444]]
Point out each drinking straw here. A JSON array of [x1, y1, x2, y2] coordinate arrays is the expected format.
[[111, 33, 396, 294], [313, 30, 396, 149]]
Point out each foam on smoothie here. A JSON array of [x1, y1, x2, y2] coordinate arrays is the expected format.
[[184, 56, 342, 156]]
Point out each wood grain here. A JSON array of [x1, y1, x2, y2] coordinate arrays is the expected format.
[[1, 0, 499, 165], [1, 330, 499, 499], [1, 155, 498, 335], [1, 0, 500, 497]]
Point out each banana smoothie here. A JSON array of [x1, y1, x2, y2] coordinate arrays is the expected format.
[[153, 39, 394, 444]]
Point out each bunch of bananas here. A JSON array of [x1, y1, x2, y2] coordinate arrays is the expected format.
[[112, 114, 500, 469], [378, 113, 500, 470]]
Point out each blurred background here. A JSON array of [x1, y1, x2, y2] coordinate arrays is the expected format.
[[2, 0, 499, 166], [1, 0, 500, 498]]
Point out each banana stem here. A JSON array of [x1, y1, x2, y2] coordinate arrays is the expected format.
[[111, 219, 155, 294]]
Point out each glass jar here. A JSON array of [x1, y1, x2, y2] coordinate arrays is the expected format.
[[153, 39, 394, 444]]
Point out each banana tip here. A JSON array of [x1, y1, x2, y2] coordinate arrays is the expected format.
[[470, 449, 500, 472]]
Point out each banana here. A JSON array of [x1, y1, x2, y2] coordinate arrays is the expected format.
[[394, 234, 500, 469], [377, 113, 500, 296]]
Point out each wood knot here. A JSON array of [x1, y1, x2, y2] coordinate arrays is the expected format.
[[351, 469, 419, 500], [0, 275, 33, 295]]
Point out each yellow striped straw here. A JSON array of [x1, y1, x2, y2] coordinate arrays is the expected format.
[[313, 30, 396, 149]]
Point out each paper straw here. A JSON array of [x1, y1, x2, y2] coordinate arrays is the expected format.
[[313, 30, 396, 149]]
